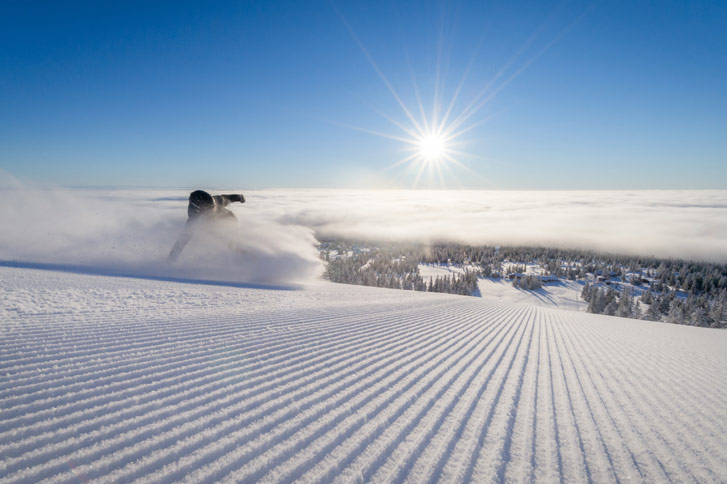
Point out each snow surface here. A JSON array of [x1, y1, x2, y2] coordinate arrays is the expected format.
[[419, 263, 587, 311], [475, 278, 587, 312], [2, 265, 727, 483]]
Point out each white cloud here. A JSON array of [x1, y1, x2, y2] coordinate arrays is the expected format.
[[1, 170, 725, 285], [248, 189, 727, 262]]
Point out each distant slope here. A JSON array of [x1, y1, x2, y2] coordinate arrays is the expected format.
[[420, 262, 588, 311], [2, 266, 726, 483]]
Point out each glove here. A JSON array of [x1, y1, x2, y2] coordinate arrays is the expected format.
[[228, 194, 245, 203]]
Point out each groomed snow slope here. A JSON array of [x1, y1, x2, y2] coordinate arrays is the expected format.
[[2, 266, 727, 483]]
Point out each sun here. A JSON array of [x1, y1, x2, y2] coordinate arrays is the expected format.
[[417, 133, 447, 162]]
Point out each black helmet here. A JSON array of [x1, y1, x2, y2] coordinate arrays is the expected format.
[[188, 190, 214, 218]]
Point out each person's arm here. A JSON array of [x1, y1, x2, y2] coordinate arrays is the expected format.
[[213, 194, 245, 206]]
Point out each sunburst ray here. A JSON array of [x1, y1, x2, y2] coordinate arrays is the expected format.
[[329, 0, 596, 188]]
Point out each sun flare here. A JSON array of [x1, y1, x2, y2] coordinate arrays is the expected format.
[[417, 133, 447, 162]]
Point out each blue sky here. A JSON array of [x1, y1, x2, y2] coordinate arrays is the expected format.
[[1, 0, 725, 189]]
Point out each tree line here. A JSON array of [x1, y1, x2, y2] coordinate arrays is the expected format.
[[319, 240, 727, 328], [322, 242, 479, 296]]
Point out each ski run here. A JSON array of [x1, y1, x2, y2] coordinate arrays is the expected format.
[[2, 265, 727, 483]]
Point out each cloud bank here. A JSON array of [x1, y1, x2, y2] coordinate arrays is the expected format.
[[1, 173, 725, 286], [248, 189, 727, 262]]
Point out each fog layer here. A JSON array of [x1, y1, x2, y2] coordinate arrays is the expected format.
[[249, 189, 727, 262], [1, 176, 725, 284]]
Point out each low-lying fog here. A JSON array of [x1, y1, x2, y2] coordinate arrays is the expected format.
[[2, 173, 725, 283]]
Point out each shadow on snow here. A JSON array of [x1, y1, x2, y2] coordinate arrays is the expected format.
[[0, 260, 302, 292]]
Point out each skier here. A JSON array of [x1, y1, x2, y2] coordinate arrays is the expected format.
[[168, 190, 246, 262]]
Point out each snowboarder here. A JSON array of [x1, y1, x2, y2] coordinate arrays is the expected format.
[[168, 190, 246, 262]]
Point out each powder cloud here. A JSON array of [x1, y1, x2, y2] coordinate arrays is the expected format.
[[0, 175, 324, 284]]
